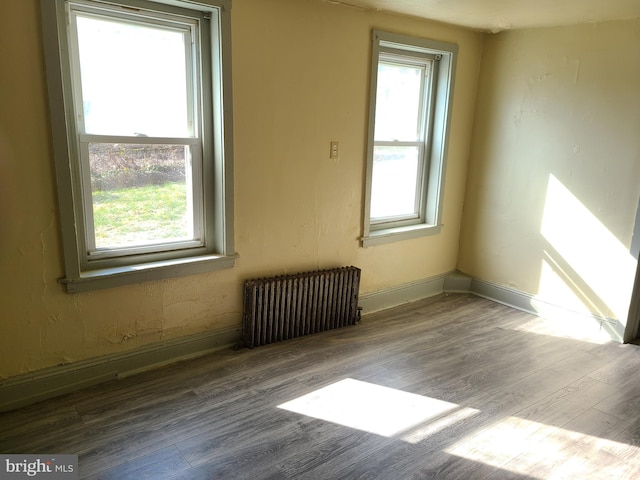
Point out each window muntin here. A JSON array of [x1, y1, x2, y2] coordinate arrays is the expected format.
[[362, 31, 457, 247], [41, 0, 235, 291]]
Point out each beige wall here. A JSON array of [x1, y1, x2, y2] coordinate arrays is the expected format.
[[459, 20, 640, 323], [0, 0, 481, 378]]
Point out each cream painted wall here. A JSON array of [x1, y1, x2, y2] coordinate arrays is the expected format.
[[458, 20, 640, 323], [0, 0, 481, 378]]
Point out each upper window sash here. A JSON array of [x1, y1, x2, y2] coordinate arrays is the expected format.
[[374, 53, 433, 143], [67, 1, 200, 139]]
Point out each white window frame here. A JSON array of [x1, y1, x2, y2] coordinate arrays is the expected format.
[[362, 30, 457, 247], [40, 0, 236, 292]]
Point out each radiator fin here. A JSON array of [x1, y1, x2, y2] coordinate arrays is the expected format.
[[242, 266, 361, 348]]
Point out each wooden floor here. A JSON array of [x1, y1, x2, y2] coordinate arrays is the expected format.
[[2, 293, 640, 479]]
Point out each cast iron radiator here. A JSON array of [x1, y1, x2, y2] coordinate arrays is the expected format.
[[241, 266, 361, 348]]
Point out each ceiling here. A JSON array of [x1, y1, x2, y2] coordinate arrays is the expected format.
[[332, 0, 640, 32]]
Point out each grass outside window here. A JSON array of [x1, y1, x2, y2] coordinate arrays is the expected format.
[[92, 182, 189, 248]]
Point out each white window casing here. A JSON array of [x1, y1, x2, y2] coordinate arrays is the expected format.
[[40, 0, 236, 292], [362, 30, 457, 247]]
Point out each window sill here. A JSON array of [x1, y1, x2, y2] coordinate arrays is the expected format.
[[361, 224, 442, 247], [61, 253, 238, 293]]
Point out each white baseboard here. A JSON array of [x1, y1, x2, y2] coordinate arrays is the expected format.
[[363, 270, 625, 343], [0, 327, 240, 412], [464, 274, 625, 342], [443, 271, 473, 292], [359, 274, 447, 314]]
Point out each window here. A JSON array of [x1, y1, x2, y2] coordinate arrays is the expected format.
[[40, 0, 235, 292], [362, 30, 457, 247]]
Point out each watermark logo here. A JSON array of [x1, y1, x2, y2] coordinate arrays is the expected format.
[[1, 455, 77, 479]]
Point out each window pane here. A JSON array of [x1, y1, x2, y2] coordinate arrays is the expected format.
[[89, 143, 194, 249], [370, 146, 420, 219], [76, 15, 191, 137], [374, 62, 424, 142]]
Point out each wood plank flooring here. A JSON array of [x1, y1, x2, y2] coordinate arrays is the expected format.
[[2, 293, 640, 479]]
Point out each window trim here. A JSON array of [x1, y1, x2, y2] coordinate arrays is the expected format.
[[361, 30, 457, 247], [40, 0, 236, 292]]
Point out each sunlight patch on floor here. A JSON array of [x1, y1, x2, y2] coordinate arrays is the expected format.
[[511, 301, 614, 344], [278, 378, 478, 443], [400, 405, 481, 444], [445, 415, 639, 478]]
